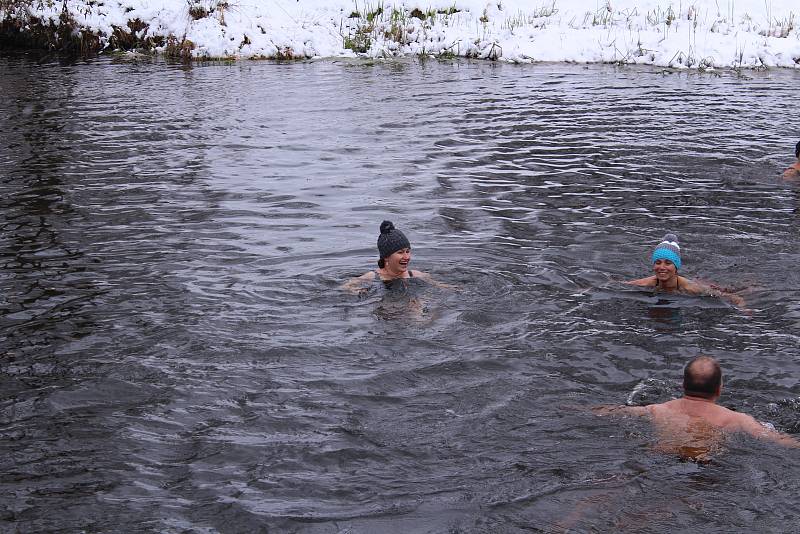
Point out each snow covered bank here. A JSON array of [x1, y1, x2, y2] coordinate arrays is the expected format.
[[1, 0, 799, 68]]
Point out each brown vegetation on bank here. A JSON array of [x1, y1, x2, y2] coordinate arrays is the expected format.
[[0, 0, 194, 59]]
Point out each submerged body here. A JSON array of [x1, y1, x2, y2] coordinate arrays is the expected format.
[[343, 247, 444, 293], [343, 247, 423, 290], [626, 396, 796, 461], [783, 161, 800, 181], [626, 266, 746, 308], [342, 220, 451, 295], [597, 356, 799, 462], [782, 141, 800, 181], [625, 234, 746, 309]]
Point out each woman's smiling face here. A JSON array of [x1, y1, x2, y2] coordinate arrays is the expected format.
[[653, 258, 677, 280], [384, 247, 411, 273]]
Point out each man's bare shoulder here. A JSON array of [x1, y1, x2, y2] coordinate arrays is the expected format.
[[675, 401, 772, 435], [648, 399, 676, 411], [649, 398, 729, 423], [718, 406, 768, 431], [718, 407, 800, 447], [646, 399, 690, 419]]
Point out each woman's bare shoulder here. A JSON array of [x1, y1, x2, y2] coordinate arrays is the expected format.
[[625, 275, 656, 287], [341, 270, 377, 292], [412, 270, 458, 290], [783, 166, 800, 181], [678, 276, 704, 294], [358, 270, 378, 280]]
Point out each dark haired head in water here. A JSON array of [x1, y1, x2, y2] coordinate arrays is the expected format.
[[783, 140, 800, 180], [625, 233, 747, 309], [683, 355, 722, 399]]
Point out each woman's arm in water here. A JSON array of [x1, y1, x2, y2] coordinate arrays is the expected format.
[[624, 275, 656, 287], [341, 271, 376, 294], [716, 290, 747, 309], [682, 279, 748, 310], [783, 165, 800, 181]]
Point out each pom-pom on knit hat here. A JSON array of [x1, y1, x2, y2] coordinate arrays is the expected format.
[[377, 221, 411, 259], [651, 233, 681, 269]]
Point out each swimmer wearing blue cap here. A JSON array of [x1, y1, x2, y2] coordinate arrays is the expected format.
[[626, 233, 747, 309]]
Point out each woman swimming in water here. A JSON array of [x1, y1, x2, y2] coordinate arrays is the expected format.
[[342, 220, 448, 294], [782, 140, 800, 181], [625, 233, 746, 309]]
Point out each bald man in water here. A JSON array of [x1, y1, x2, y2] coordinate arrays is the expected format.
[[559, 356, 798, 529], [598, 355, 799, 460]]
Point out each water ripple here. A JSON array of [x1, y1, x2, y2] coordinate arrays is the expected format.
[[1, 55, 800, 532]]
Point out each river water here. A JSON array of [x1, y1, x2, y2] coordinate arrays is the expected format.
[[1, 53, 800, 532]]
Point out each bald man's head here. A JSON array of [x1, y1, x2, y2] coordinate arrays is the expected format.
[[683, 355, 722, 399]]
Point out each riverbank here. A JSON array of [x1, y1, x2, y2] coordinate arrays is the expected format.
[[1, 0, 798, 68]]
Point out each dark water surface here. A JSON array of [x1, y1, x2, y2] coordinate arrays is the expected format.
[[2, 54, 800, 532]]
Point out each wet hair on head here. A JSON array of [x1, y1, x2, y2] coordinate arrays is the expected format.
[[377, 220, 410, 264], [795, 140, 800, 159], [683, 355, 722, 399]]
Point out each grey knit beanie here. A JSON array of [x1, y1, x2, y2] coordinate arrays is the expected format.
[[377, 221, 410, 259]]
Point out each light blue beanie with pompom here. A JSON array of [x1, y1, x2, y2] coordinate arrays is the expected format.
[[651, 233, 681, 269]]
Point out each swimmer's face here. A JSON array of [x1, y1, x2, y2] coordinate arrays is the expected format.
[[653, 258, 677, 279], [384, 247, 411, 273]]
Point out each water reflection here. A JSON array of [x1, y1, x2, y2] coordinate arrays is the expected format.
[[647, 300, 683, 325], [1, 53, 800, 531]]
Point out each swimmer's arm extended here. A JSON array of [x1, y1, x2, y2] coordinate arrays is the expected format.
[[719, 292, 747, 310], [760, 428, 800, 448], [341, 271, 376, 294], [782, 166, 800, 181], [738, 416, 800, 448], [686, 280, 748, 310], [624, 276, 656, 288]]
